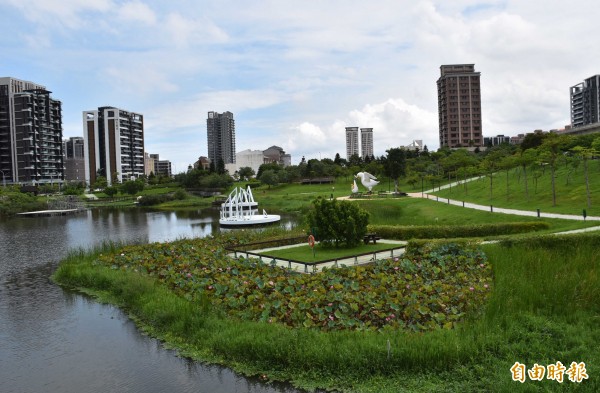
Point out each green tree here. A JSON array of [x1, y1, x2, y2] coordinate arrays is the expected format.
[[306, 197, 369, 248], [120, 179, 145, 195], [216, 158, 226, 175], [334, 153, 342, 165], [104, 186, 118, 197], [238, 166, 255, 180], [259, 169, 278, 188], [499, 154, 517, 201], [515, 148, 538, 199], [199, 173, 233, 189], [383, 148, 406, 193], [539, 134, 569, 206], [92, 176, 108, 190], [481, 150, 508, 204], [571, 146, 596, 208]]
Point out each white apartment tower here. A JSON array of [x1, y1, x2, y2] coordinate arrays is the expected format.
[[360, 128, 373, 159], [345, 127, 359, 159], [83, 106, 145, 186]]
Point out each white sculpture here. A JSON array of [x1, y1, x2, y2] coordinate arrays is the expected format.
[[355, 172, 379, 192], [351, 179, 359, 193]]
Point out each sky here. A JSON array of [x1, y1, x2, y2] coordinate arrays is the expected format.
[[1, 0, 599, 173]]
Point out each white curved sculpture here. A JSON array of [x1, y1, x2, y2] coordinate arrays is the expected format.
[[219, 186, 280, 226], [351, 179, 359, 193], [355, 172, 379, 192]]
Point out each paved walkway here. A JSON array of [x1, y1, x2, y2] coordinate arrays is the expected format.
[[407, 192, 600, 221]]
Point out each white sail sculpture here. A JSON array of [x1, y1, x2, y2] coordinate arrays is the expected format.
[[219, 186, 280, 226]]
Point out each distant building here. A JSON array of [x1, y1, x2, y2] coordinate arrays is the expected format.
[[207, 111, 236, 166], [403, 140, 423, 151], [155, 160, 172, 177], [236, 149, 266, 174], [483, 135, 511, 147], [193, 156, 211, 171], [360, 128, 373, 159], [437, 64, 483, 148], [570, 75, 600, 128], [0, 77, 64, 185], [144, 152, 155, 176], [83, 106, 145, 186], [345, 127, 359, 159], [64, 137, 85, 182], [263, 145, 291, 166]]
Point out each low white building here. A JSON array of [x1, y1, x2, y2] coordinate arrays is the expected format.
[[235, 149, 267, 174]]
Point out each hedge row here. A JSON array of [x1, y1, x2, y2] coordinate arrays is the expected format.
[[498, 232, 600, 249], [138, 190, 187, 206], [367, 221, 550, 240]]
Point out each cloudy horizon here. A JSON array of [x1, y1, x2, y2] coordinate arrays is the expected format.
[[2, 0, 597, 172]]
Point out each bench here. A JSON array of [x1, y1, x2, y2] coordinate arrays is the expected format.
[[363, 233, 381, 244]]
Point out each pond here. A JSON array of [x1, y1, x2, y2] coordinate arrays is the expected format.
[[0, 207, 306, 393]]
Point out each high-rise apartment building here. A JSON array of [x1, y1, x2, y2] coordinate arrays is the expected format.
[[437, 64, 483, 148], [360, 128, 373, 159], [345, 127, 359, 159], [83, 106, 145, 186], [570, 75, 600, 128], [64, 136, 85, 182], [207, 111, 236, 166], [0, 77, 64, 185]]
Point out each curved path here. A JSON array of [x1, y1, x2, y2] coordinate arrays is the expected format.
[[407, 192, 600, 221]]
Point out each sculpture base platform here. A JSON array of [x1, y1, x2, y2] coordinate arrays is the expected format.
[[219, 214, 281, 227]]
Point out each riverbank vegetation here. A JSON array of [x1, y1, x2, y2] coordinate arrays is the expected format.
[[53, 230, 599, 392], [0, 186, 47, 215]]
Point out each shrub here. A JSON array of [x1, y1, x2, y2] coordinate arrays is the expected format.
[[306, 197, 369, 247], [137, 194, 175, 206], [368, 221, 549, 240]]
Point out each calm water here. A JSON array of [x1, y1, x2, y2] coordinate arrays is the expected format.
[[0, 208, 305, 393]]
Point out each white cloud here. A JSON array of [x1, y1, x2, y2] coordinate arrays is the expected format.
[[117, 1, 156, 25], [164, 12, 228, 47], [4, 0, 113, 29], [7, 0, 600, 166], [104, 66, 179, 96]]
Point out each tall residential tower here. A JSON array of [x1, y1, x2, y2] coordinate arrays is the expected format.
[[83, 106, 145, 186], [360, 128, 373, 159], [345, 126, 359, 159], [207, 111, 236, 166], [437, 64, 483, 149], [571, 75, 600, 128], [0, 77, 64, 185]]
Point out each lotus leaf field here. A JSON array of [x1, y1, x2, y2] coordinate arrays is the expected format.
[[96, 234, 492, 332]]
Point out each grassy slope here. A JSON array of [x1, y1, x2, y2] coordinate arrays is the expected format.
[[53, 235, 600, 392], [432, 162, 600, 216]]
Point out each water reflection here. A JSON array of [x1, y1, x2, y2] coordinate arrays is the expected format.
[[0, 208, 305, 393]]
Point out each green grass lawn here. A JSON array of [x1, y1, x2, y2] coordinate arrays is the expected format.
[[432, 163, 600, 216], [352, 197, 599, 234], [258, 242, 401, 263]]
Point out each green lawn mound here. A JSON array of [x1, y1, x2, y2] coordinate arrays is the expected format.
[[258, 242, 401, 263]]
